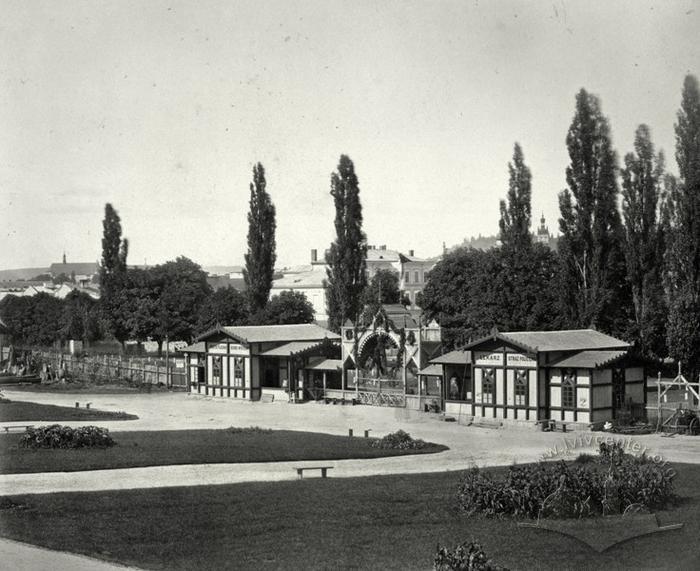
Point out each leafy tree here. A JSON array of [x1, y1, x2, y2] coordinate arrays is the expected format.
[[620, 124, 667, 359], [665, 75, 700, 371], [262, 290, 315, 325], [420, 247, 561, 350], [61, 290, 101, 343], [325, 155, 368, 331], [499, 143, 532, 253], [99, 203, 130, 348], [150, 257, 212, 354], [0, 296, 36, 345], [243, 163, 277, 315], [420, 248, 503, 349], [196, 287, 249, 333], [359, 269, 403, 324], [52, 273, 73, 285], [558, 89, 631, 336]]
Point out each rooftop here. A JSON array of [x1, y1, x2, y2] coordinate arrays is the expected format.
[[272, 265, 326, 289], [548, 350, 629, 369], [197, 323, 339, 344], [466, 329, 630, 353]]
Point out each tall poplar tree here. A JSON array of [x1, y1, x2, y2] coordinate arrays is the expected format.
[[621, 124, 666, 358], [325, 155, 368, 332], [558, 89, 630, 335], [499, 142, 532, 253], [99, 203, 129, 347], [665, 75, 700, 371], [243, 163, 277, 317]]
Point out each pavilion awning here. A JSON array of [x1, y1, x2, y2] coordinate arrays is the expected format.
[[305, 358, 343, 371], [430, 350, 470, 365], [548, 350, 628, 369], [418, 364, 443, 377], [259, 340, 328, 357]]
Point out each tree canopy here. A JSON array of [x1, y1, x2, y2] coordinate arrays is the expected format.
[[262, 290, 315, 325], [243, 163, 277, 315], [621, 124, 667, 359], [325, 155, 368, 331], [558, 89, 631, 336], [499, 143, 532, 254]]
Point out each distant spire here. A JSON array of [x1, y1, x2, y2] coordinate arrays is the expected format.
[[62, 251, 66, 264]]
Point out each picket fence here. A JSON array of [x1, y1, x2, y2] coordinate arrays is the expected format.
[[27, 349, 188, 388]]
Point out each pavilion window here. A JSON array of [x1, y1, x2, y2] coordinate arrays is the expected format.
[[232, 357, 245, 388], [562, 369, 576, 409], [212, 356, 222, 386], [482, 368, 495, 404], [515, 370, 527, 406]]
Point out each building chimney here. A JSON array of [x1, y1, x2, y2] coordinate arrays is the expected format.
[[311, 249, 317, 263], [409, 249, 414, 257]]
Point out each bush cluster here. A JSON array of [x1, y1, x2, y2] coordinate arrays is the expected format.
[[19, 424, 115, 449], [434, 541, 508, 571], [457, 447, 675, 519], [371, 429, 426, 450], [227, 426, 272, 434]]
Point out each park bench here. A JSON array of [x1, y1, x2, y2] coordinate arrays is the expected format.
[[537, 420, 569, 432], [2, 424, 34, 433], [260, 394, 275, 403], [324, 397, 358, 406], [294, 466, 333, 480]]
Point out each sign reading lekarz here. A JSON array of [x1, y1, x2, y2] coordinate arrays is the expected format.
[[474, 351, 504, 366], [474, 351, 537, 368]]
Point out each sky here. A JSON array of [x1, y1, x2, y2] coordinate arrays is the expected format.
[[1, 0, 698, 270]]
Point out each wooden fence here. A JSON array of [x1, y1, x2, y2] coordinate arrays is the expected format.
[[26, 349, 188, 388]]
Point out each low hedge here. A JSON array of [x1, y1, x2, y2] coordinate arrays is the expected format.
[[434, 540, 509, 571], [19, 424, 115, 449], [457, 444, 676, 519], [371, 429, 426, 450]]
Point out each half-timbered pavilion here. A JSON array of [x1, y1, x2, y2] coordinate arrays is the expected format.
[[181, 324, 340, 402], [431, 329, 644, 428]]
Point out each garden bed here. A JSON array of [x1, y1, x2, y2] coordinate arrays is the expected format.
[[0, 463, 696, 570], [0, 400, 138, 423], [0, 428, 447, 474]]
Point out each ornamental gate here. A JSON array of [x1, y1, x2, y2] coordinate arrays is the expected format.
[[354, 376, 406, 408]]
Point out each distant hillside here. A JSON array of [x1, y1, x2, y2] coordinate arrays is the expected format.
[[0, 267, 49, 282]]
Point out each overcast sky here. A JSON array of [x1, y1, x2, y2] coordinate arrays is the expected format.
[[1, 0, 698, 270]]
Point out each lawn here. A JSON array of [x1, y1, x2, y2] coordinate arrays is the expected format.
[[0, 429, 447, 474], [0, 400, 138, 423], [0, 463, 698, 570], [1, 381, 172, 393]]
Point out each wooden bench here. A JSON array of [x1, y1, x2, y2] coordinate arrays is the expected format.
[[260, 394, 275, 403], [295, 466, 333, 480], [537, 420, 569, 432], [2, 424, 34, 433]]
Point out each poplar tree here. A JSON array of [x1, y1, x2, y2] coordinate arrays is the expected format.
[[499, 143, 532, 253], [621, 125, 666, 358], [99, 203, 129, 347], [243, 163, 277, 317], [558, 89, 630, 334], [325, 155, 368, 332], [665, 75, 700, 371]]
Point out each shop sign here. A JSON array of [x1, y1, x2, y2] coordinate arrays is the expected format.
[[209, 343, 229, 354], [506, 353, 537, 368], [474, 351, 504, 367]]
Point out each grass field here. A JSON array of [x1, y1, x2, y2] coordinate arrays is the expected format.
[[0, 428, 447, 474], [0, 463, 697, 570], [0, 400, 138, 423]]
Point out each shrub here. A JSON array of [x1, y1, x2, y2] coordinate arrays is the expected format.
[[371, 429, 426, 450], [456, 457, 675, 519], [434, 540, 508, 571], [227, 426, 272, 434], [19, 424, 114, 449]]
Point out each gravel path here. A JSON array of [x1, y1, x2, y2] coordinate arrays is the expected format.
[[1, 389, 699, 497]]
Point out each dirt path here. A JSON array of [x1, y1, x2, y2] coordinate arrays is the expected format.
[[0, 536, 138, 570], [1, 389, 699, 497]]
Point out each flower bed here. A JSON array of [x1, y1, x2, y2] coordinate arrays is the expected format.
[[19, 424, 115, 449], [457, 444, 676, 519], [371, 429, 426, 450]]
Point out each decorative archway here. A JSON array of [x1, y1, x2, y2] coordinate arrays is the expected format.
[[357, 331, 401, 380]]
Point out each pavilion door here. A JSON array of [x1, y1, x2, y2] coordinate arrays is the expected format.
[[612, 368, 625, 417]]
